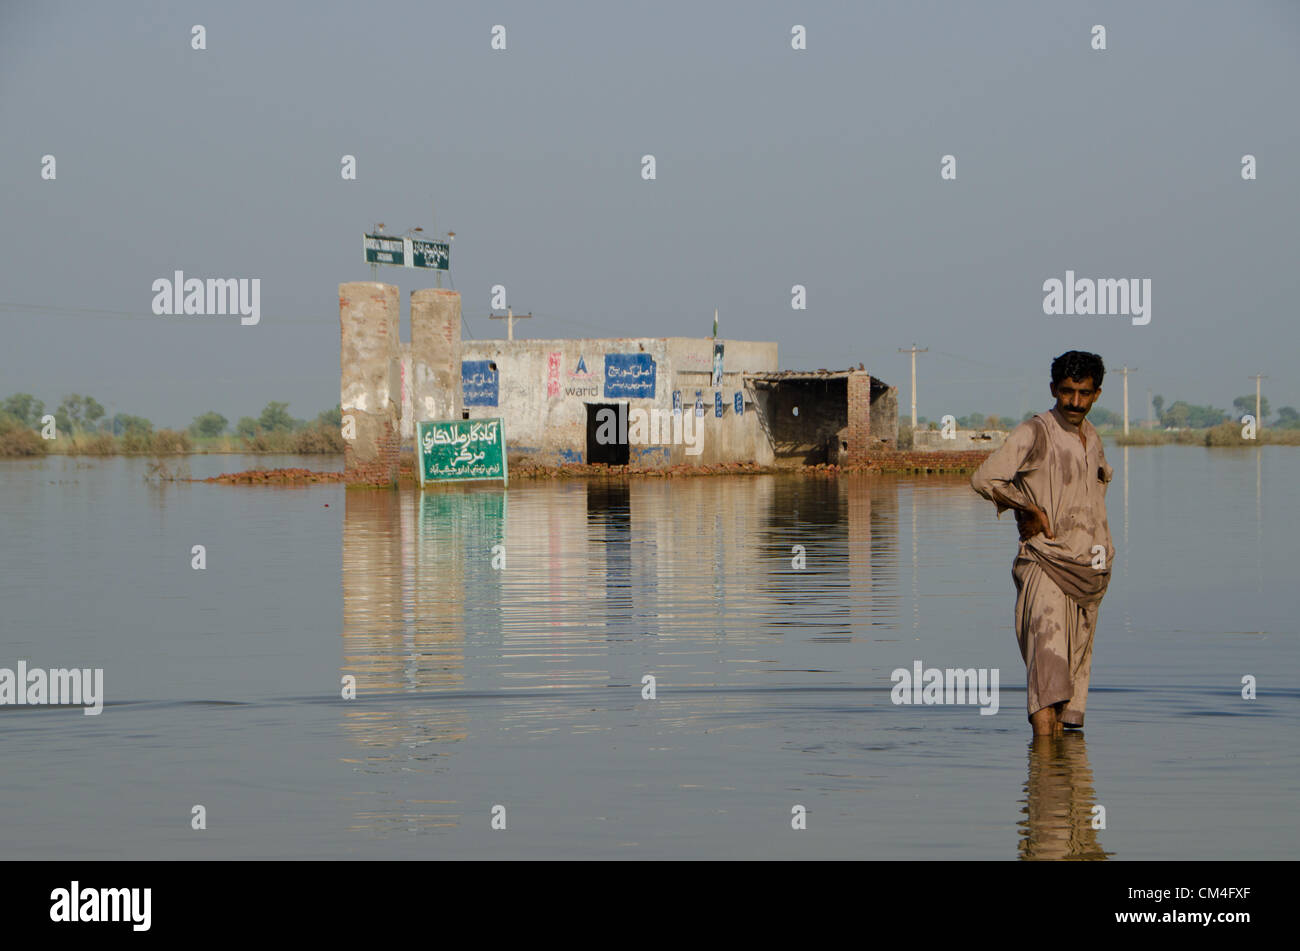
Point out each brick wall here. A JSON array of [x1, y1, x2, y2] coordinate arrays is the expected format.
[[344, 416, 400, 485], [845, 372, 871, 462]]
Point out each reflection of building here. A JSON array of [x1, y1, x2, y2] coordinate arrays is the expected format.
[[1017, 734, 1111, 860], [336, 472, 907, 835], [339, 282, 898, 482], [340, 489, 483, 834]]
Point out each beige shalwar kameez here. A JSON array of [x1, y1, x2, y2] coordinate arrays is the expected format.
[[971, 408, 1115, 726]]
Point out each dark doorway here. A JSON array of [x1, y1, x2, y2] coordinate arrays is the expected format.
[[586, 403, 629, 465]]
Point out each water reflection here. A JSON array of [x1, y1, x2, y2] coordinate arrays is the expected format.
[[338, 475, 1067, 844], [5, 449, 1294, 858], [587, 483, 631, 631], [339, 489, 480, 834], [1017, 733, 1111, 860], [338, 478, 902, 685]]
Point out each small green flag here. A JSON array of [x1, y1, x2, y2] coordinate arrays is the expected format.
[[713, 307, 718, 338]]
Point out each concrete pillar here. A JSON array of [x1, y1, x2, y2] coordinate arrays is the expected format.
[[845, 371, 871, 462], [410, 288, 463, 425], [340, 282, 401, 485]]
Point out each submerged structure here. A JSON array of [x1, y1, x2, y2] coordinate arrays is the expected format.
[[340, 282, 897, 484]]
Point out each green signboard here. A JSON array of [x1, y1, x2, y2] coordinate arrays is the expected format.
[[410, 237, 450, 270], [362, 234, 450, 270], [417, 418, 508, 486], [363, 233, 405, 266]]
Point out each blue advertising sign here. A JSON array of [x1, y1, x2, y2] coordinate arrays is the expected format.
[[734, 392, 744, 415], [462, 360, 499, 406], [672, 390, 682, 416], [715, 391, 723, 417], [695, 391, 704, 417], [604, 353, 656, 399]]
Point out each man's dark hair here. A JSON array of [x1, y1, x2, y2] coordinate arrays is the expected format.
[[1051, 350, 1105, 388]]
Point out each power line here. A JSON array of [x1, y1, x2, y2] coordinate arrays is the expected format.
[[0, 301, 330, 325]]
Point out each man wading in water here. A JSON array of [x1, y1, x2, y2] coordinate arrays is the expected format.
[[971, 351, 1115, 736]]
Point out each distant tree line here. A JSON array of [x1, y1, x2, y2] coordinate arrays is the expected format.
[[1149, 394, 1299, 430], [900, 395, 1299, 433], [1, 392, 345, 455]]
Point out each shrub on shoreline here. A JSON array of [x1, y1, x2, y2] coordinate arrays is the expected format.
[[0, 412, 47, 456], [291, 425, 345, 453], [80, 433, 118, 455]]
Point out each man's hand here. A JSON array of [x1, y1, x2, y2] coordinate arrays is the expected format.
[[1015, 505, 1054, 541]]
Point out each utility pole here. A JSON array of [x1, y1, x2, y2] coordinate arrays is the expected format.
[[1118, 365, 1136, 435], [1250, 372, 1268, 428], [490, 306, 531, 341], [897, 344, 927, 428]]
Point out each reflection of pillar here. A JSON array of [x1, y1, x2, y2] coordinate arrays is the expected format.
[[341, 489, 471, 839], [410, 289, 462, 425], [1121, 445, 1130, 564], [340, 282, 401, 485], [844, 473, 873, 631], [1255, 447, 1262, 596], [342, 490, 406, 691]]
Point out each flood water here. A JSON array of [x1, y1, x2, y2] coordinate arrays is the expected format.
[[2, 447, 1296, 859]]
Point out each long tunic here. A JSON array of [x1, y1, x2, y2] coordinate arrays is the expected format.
[[970, 408, 1115, 724]]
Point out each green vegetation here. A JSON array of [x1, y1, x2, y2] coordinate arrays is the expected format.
[[0, 392, 345, 456], [1272, 406, 1300, 429], [954, 413, 1018, 430], [54, 394, 105, 436], [900, 413, 1017, 432], [892, 390, 1299, 452], [1233, 395, 1270, 420], [0, 411, 45, 456], [189, 411, 228, 438], [2, 393, 45, 428], [1116, 425, 1300, 447]]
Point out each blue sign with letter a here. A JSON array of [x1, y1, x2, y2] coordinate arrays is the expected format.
[[734, 392, 743, 415]]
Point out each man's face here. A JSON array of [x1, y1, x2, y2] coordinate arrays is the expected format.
[[1050, 376, 1100, 425]]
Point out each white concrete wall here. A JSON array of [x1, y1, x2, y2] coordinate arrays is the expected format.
[[454, 337, 778, 467], [913, 429, 1008, 450]]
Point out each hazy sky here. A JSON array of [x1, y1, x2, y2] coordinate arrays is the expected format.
[[2, 0, 1297, 428]]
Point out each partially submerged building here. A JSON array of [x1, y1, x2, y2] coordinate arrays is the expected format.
[[912, 429, 1008, 451], [340, 282, 898, 483]]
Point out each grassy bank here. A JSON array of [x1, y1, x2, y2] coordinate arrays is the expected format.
[[0, 416, 346, 457], [1113, 424, 1300, 447]]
